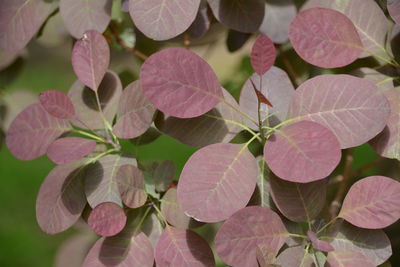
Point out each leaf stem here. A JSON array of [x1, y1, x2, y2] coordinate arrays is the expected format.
[[221, 99, 259, 126], [134, 206, 152, 235], [152, 202, 168, 227], [288, 233, 308, 239], [316, 216, 338, 235], [71, 128, 107, 143], [87, 148, 116, 164]]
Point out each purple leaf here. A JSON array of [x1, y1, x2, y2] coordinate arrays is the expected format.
[[321, 221, 392, 265], [140, 48, 222, 118], [389, 0, 400, 25], [88, 202, 127, 237], [289, 8, 362, 68], [207, 0, 265, 33], [116, 164, 147, 209], [275, 246, 313, 267], [177, 143, 258, 222], [72, 30, 110, 91], [2, 89, 37, 130], [226, 30, 252, 52], [256, 245, 276, 267], [326, 249, 375, 267], [55, 233, 95, 267], [155, 88, 242, 148], [288, 74, 390, 149], [307, 231, 334, 252], [129, 0, 201, 41], [6, 103, 71, 160], [269, 174, 327, 222], [85, 154, 137, 208], [352, 68, 395, 92], [39, 90, 75, 119], [36, 160, 87, 234], [113, 81, 156, 139], [239, 67, 295, 129], [153, 160, 176, 192], [251, 35, 276, 75], [142, 213, 163, 247], [259, 0, 297, 44], [59, 0, 112, 39], [264, 120, 341, 183], [155, 226, 215, 267], [187, 0, 210, 39], [339, 176, 400, 229], [47, 137, 97, 165], [0, 0, 54, 52], [215, 206, 288, 267], [68, 71, 122, 130], [248, 157, 273, 208]]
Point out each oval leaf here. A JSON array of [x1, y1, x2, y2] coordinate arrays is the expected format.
[[36, 160, 87, 234], [113, 81, 156, 139], [264, 120, 341, 183], [155, 226, 215, 267], [352, 68, 395, 92], [187, 0, 211, 39], [177, 143, 258, 222], [129, 0, 200, 41], [269, 174, 327, 222], [289, 8, 362, 68], [307, 231, 334, 252], [6, 103, 71, 160], [39, 90, 75, 119], [60, 0, 112, 39], [88, 202, 127, 237], [72, 30, 110, 91], [251, 34, 276, 75], [276, 246, 314, 267], [215, 206, 288, 267], [55, 233, 95, 267], [116, 164, 147, 209], [140, 48, 222, 118], [327, 249, 375, 267], [288, 74, 390, 149], [142, 212, 163, 247], [339, 176, 400, 229], [47, 137, 96, 165]]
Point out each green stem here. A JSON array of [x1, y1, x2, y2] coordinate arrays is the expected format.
[[316, 216, 338, 235], [152, 202, 168, 227], [72, 128, 107, 143], [134, 207, 152, 235], [86, 148, 116, 164], [288, 233, 308, 239]]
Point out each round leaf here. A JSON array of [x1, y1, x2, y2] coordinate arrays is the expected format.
[[39, 90, 75, 119], [177, 143, 258, 222], [116, 164, 147, 209], [339, 176, 400, 229], [47, 137, 96, 165], [326, 249, 375, 267], [88, 202, 127, 237], [140, 48, 222, 118], [251, 34, 276, 75], [264, 120, 341, 183], [289, 8, 362, 68], [215, 206, 288, 267]]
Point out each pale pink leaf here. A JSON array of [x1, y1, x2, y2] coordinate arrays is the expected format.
[[47, 137, 97, 165], [116, 164, 147, 209], [389, 0, 400, 25], [352, 68, 395, 92], [307, 231, 334, 252], [88, 202, 127, 237], [327, 249, 375, 267], [251, 34, 276, 75], [55, 233, 95, 267], [275, 246, 314, 267], [39, 90, 75, 119]]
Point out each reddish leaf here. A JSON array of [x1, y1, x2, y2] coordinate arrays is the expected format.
[[177, 143, 258, 222], [116, 164, 147, 209], [251, 34, 276, 75], [352, 68, 395, 92], [307, 231, 334, 252], [140, 48, 222, 118], [215, 206, 288, 267], [6, 104, 71, 160], [326, 249, 375, 267], [249, 79, 273, 107], [155, 226, 215, 267], [113, 81, 156, 139], [339, 176, 400, 229], [256, 245, 276, 267], [275, 246, 314, 267], [289, 8, 362, 68], [72, 30, 110, 91], [36, 160, 87, 234], [264, 120, 341, 183], [39, 90, 75, 119], [88, 202, 127, 237], [389, 0, 400, 25], [47, 137, 96, 165]]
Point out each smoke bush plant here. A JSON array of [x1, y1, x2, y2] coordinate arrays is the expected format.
[[1, 0, 400, 266]]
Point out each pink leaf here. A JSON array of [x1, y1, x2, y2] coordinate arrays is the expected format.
[[116, 164, 147, 209], [47, 137, 96, 165], [55, 233, 95, 267], [327, 249, 375, 267], [251, 34, 276, 75], [88, 202, 127, 237], [307, 231, 334, 252], [276, 246, 314, 267], [389, 0, 400, 25], [39, 90, 75, 119]]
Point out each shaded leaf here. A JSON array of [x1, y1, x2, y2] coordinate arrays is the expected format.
[[264, 120, 341, 183], [187, 0, 210, 39], [72, 30, 110, 91], [289, 8, 362, 68], [248, 156, 273, 208], [142, 212, 163, 247], [129, 0, 200, 41], [140, 48, 222, 118], [251, 34, 276, 75], [6, 103, 71, 160], [113, 80, 156, 139], [339, 176, 400, 229], [2, 89, 37, 129], [55, 233, 95, 267], [287, 74, 390, 149], [389, 0, 400, 25], [116, 164, 147, 209], [226, 30, 252, 52], [177, 143, 258, 222], [39, 90, 75, 119], [275, 246, 313, 267], [130, 127, 161, 146], [215, 206, 288, 267], [47, 137, 97, 165], [269, 174, 327, 222], [326, 249, 375, 267], [352, 68, 395, 92], [36, 160, 87, 234], [256, 245, 276, 267], [307, 231, 334, 252], [88, 202, 127, 237], [155, 226, 215, 267], [60, 0, 112, 39], [153, 160, 175, 192]]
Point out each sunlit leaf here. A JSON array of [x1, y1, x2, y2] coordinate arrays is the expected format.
[[275, 246, 313, 267], [288, 74, 390, 148], [339, 176, 400, 229], [47, 137, 97, 165], [88, 202, 127, 237], [177, 143, 258, 222], [352, 68, 395, 92], [140, 48, 222, 118], [6, 103, 71, 160], [36, 160, 87, 234], [113, 80, 156, 139], [307, 231, 334, 252], [129, 0, 200, 41], [55, 233, 95, 267], [326, 249, 375, 267], [248, 156, 273, 208], [215, 206, 288, 267], [264, 120, 341, 183], [256, 244, 276, 267], [59, 0, 112, 39], [155, 226, 215, 267], [116, 164, 147, 209], [39, 90, 75, 119], [72, 30, 110, 91], [251, 34, 276, 75], [289, 8, 362, 68]]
